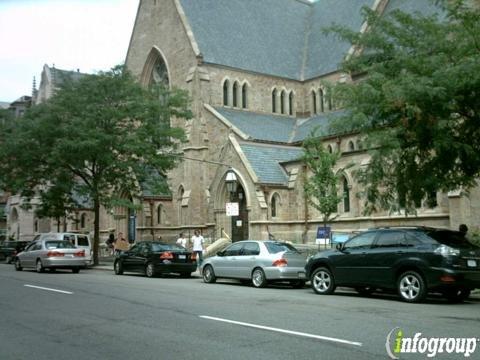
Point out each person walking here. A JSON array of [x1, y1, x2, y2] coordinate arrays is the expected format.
[[106, 232, 115, 256], [191, 230, 205, 268]]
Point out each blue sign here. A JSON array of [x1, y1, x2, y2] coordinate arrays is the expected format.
[[316, 226, 331, 239]]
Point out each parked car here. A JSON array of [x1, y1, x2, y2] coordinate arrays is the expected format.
[[305, 227, 480, 303], [114, 241, 197, 278], [201, 240, 307, 288], [0, 241, 30, 264], [33, 233, 92, 265], [14, 239, 86, 273]]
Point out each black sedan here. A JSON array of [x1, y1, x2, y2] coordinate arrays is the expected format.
[[0, 241, 30, 264], [114, 241, 197, 278]]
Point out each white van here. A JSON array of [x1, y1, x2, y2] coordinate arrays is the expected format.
[[32, 233, 93, 266]]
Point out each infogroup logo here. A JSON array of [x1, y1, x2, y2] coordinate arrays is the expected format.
[[385, 327, 478, 359]]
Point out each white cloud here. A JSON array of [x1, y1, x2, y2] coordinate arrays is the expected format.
[[0, 0, 138, 102]]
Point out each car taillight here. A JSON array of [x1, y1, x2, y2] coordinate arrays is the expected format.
[[272, 258, 288, 267], [74, 250, 85, 257], [190, 253, 197, 261], [47, 251, 65, 257], [160, 252, 174, 259]]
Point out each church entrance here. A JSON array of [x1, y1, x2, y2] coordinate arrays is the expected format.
[[230, 184, 248, 242]]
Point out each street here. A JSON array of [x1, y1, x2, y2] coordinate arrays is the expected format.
[[0, 264, 479, 360]]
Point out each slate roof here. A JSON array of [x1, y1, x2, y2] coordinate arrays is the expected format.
[[213, 107, 342, 143], [51, 68, 87, 86], [383, 0, 442, 16], [214, 107, 296, 143], [179, 0, 377, 80], [239, 143, 303, 185]]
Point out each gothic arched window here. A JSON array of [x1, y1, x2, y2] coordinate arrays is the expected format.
[[223, 80, 229, 106], [312, 91, 317, 114], [271, 193, 280, 218], [233, 82, 239, 108], [272, 89, 277, 113], [289, 92, 294, 115], [280, 90, 286, 114], [242, 83, 248, 109], [319, 88, 325, 113], [343, 177, 350, 213], [150, 57, 169, 87], [157, 204, 162, 224]]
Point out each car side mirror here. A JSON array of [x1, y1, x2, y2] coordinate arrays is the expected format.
[[335, 243, 344, 252], [217, 251, 225, 257]]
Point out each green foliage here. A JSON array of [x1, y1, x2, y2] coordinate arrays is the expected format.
[[0, 65, 191, 262], [303, 132, 344, 226], [328, 0, 480, 213]]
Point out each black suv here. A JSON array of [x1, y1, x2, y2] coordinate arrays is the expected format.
[[305, 227, 480, 303]]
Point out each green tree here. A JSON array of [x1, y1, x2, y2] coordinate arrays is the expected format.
[[328, 0, 480, 213], [303, 133, 345, 238], [0, 66, 191, 264]]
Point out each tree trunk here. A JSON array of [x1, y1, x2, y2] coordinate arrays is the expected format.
[[93, 196, 100, 266]]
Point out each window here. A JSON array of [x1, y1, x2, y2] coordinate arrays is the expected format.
[[265, 242, 299, 254], [233, 82, 239, 107], [224, 242, 243, 256], [289, 92, 294, 115], [272, 89, 277, 113], [343, 177, 350, 213], [375, 231, 407, 248], [312, 91, 317, 114], [280, 91, 286, 114], [348, 141, 355, 152], [242, 242, 260, 256], [77, 236, 89, 246], [426, 192, 438, 208], [319, 88, 324, 113], [223, 80, 229, 106], [327, 144, 333, 153], [242, 83, 248, 109], [80, 213, 86, 228], [150, 57, 169, 87], [271, 193, 280, 218], [344, 232, 376, 250], [157, 204, 162, 224]]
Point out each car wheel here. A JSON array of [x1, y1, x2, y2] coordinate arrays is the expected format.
[[14, 259, 23, 271], [202, 265, 216, 283], [145, 262, 155, 278], [444, 288, 471, 303], [290, 280, 306, 289], [311, 267, 335, 295], [36, 259, 45, 273], [114, 260, 124, 275], [397, 271, 427, 303], [355, 286, 375, 296], [251, 268, 267, 288], [72, 268, 80, 274]]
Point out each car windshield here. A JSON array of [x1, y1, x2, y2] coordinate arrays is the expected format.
[[421, 230, 478, 249], [151, 243, 185, 252], [265, 242, 299, 254], [45, 241, 76, 249]]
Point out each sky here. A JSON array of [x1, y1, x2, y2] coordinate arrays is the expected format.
[[0, 0, 139, 103]]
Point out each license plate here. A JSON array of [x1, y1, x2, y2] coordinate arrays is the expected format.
[[178, 255, 186, 260], [467, 260, 477, 267], [66, 254, 74, 258]]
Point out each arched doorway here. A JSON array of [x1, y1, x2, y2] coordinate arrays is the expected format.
[[230, 183, 249, 242]]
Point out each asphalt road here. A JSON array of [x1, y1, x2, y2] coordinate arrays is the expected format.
[[0, 264, 479, 360]]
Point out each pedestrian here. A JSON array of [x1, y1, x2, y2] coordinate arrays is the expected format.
[[106, 232, 115, 256], [114, 232, 129, 255], [191, 230, 205, 267], [176, 232, 188, 248], [459, 224, 468, 237]]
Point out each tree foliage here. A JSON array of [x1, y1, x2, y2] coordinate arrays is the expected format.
[[303, 133, 345, 230], [0, 66, 191, 263], [329, 0, 480, 213]]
